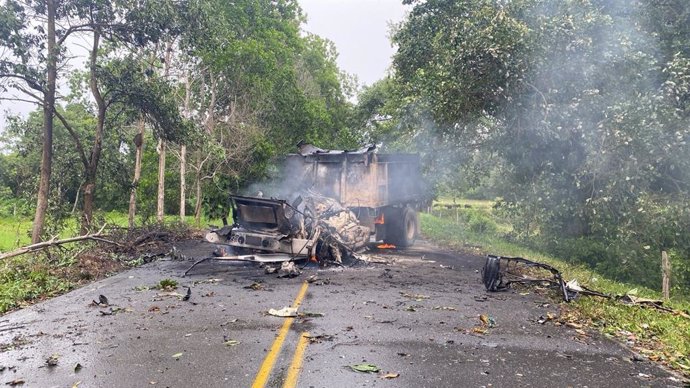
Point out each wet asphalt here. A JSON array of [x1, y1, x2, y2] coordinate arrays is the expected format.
[[0, 240, 685, 388]]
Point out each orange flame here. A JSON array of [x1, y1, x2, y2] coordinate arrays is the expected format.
[[377, 243, 396, 249]]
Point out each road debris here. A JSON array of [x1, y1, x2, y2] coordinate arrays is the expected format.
[[298, 312, 324, 318], [479, 314, 496, 328], [277, 261, 300, 278], [155, 292, 185, 299], [45, 354, 59, 367], [268, 307, 298, 317], [537, 312, 557, 324], [305, 334, 334, 343], [5, 379, 25, 386], [90, 295, 109, 308], [223, 339, 240, 347], [181, 287, 191, 302], [400, 292, 430, 300], [380, 372, 400, 379], [349, 363, 380, 373], [171, 352, 183, 360], [432, 306, 457, 311], [483, 255, 690, 319], [482, 255, 570, 301], [244, 282, 265, 291]]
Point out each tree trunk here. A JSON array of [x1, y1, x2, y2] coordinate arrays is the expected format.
[[81, 29, 105, 235], [128, 118, 145, 228], [156, 138, 166, 223], [180, 73, 191, 221], [180, 144, 187, 221], [156, 40, 174, 224], [31, 0, 57, 243], [194, 172, 202, 226]]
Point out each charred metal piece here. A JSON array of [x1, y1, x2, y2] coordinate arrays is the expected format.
[[482, 255, 570, 302], [183, 253, 299, 276]]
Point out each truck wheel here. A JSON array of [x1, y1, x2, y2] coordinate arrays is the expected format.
[[385, 207, 418, 248]]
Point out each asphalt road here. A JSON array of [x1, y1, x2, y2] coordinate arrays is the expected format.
[[0, 240, 684, 388]]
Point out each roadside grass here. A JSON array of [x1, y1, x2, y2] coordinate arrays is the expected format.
[[0, 211, 212, 314], [0, 212, 213, 252], [420, 208, 690, 377], [0, 217, 32, 251], [432, 197, 496, 211]]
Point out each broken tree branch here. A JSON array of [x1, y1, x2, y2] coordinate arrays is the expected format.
[[0, 224, 112, 260]]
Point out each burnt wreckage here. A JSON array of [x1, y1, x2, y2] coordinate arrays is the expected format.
[[188, 144, 427, 273]]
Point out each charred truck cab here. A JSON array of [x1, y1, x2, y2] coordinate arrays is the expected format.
[[206, 144, 428, 262]]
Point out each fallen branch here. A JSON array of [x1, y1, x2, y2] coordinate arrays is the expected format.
[[0, 224, 113, 260], [132, 231, 170, 246]]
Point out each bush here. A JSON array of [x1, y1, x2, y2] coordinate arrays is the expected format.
[[468, 213, 498, 234]]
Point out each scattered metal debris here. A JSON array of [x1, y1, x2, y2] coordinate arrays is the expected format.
[[482, 255, 570, 301], [482, 254, 690, 318], [268, 307, 298, 317], [277, 261, 300, 278]]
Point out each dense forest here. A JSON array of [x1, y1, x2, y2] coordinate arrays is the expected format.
[[1, 0, 689, 292]]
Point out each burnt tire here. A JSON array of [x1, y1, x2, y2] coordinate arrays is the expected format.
[[482, 256, 502, 291], [385, 207, 418, 248]]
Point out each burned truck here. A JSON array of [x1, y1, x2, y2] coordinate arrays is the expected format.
[[206, 144, 428, 263]]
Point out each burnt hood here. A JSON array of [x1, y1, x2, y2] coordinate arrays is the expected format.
[[230, 195, 293, 234]]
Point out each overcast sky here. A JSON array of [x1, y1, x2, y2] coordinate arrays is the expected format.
[[299, 0, 409, 87], [0, 0, 409, 130]]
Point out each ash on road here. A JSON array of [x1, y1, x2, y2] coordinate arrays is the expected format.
[[0, 240, 682, 387]]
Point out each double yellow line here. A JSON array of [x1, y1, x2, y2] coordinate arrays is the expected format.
[[251, 282, 310, 388]]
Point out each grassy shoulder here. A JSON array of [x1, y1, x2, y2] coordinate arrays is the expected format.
[[0, 211, 211, 252], [420, 209, 690, 377], [0, 217, 32, 252], [0, 211, 209, 314]]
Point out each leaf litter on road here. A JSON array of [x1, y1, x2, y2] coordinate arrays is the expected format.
[[349, 363, 380, 373]]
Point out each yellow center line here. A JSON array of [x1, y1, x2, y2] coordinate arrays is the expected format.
[[251, 281, 309, 388], [283, 332, 310, 388]]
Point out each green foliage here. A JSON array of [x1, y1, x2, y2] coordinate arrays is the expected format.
[[155, 278, 178, 290], [99, 56, 192, 143], [0, 254, 73, 313]]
